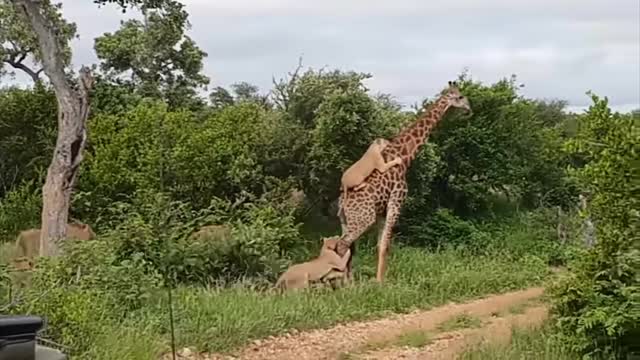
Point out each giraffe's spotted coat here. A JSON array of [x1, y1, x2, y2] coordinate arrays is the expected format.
[[336, 82, 471, 282]]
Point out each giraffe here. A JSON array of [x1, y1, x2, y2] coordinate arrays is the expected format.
[[336, 81, 472, 282]]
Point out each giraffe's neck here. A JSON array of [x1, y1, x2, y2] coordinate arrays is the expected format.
[[390, 95, 450, 164]]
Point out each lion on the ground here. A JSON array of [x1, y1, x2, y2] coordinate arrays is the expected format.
[[188, 224, 231, 242], [275, 236, 351, 291], [12, 222, 96, 269]]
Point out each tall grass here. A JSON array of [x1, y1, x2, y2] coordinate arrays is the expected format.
[[458, 324, 579, 360], [1, 209, 565, 359], [94, 246, 549, 356]]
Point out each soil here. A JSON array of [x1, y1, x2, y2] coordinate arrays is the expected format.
[[165, 287, 548, 360]]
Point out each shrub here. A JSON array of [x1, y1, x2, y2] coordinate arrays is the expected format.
[[0, 181, 41, 242], [9, 239, 162, 355], [0, 85, 56, 198], [428, 75, 572, 214], [104, 190, 302, 285], [77, 100, 300, 224], [398, 208, 487, 250], [548, 94, 639, 358]]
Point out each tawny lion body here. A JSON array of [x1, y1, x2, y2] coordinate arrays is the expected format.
[[14, 223, 96, 264], [341, 138, 403, 194], [189, 224, 231, 242], [275, 236, 351, 290]]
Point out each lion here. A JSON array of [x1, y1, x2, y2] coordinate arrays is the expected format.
[[275, 236, 351, 291], [341, 138, 403, 194], [13, 222, 96, 268], [189, 224, 231, 242]]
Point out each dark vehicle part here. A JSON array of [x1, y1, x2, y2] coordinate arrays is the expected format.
[[0, 316, 66, 360]]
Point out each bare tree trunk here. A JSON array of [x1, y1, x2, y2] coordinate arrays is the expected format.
[[11, 0, 93, 256]]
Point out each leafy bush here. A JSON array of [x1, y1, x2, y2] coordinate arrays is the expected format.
[[0, 85, 56, 197], [428, 75, 573, 214], [482, 209, 579, 266], [103, 190, 301, 285], [77, 100, 300, 223], [0, 181, 41, 242], [548, 94, 639, 358], [399, 205, 578, 268], [9, 239, 162, 355], [398, 208, 487, 249], [26, 239, 162, 310]]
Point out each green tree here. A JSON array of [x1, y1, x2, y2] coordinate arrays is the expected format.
[[92, 0, 170, 12], [90, 75, 142, 115], [0, 0, 76, 82], [0, 84, 57, 196], [277, 69, 373, 129], [231, 82, 264, 103], [94, 0, 208, 109], [549, 93, 639, 358], [426, 75, 573, 214], [76, 101, 297, 221], [208, 86, 234, 110]]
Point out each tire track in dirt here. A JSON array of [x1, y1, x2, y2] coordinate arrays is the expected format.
[[193, 287, 545, 360], [356, 305, 548, 359]]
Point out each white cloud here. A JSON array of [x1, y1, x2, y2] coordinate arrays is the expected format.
[[181, 0, 634, 20], [3, 0, 638, 112]]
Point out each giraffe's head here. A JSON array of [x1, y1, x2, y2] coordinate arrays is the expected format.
[[443, 81, 472, 114]]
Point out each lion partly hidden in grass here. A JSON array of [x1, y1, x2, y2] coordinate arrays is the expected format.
[[275, 236, 351, 291], [12, 222, 96, 270]]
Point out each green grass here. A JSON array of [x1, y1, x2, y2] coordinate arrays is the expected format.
[[350, 328, 434, 358], [118, 246, 549, 355], [3, 210, 562, 359], [0, 241, 15, 265], [394, 329, 434, 348], [506, 297, 544, 316], [458, 324, 579, 360], [336, 353, 356, 360], [436, 313, 483, 332]]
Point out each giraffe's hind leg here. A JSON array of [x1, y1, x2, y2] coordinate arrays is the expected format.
[[376, 192, 406, 282], [337, 203, 377, 280]]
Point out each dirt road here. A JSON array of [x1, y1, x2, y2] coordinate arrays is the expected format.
[[170, 287, 548, 360]]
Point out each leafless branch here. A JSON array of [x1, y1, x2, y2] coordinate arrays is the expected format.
[[11, 0, 74, 100], [270, 56, 304, 111], [6, 56, 41, 83]]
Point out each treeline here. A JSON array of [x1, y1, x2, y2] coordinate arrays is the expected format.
[[1, 70, 636, 358], [0, 0, 637, 358], [0, 71, 577, 243]]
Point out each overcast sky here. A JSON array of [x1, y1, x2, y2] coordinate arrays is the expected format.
[[7, 0, 640, 112]]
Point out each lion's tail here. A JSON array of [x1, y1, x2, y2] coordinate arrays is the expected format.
[[273, 275, 286, 293]]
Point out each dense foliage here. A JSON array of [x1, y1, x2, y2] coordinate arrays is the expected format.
[[548, 94, 639, 358], [94, 0, 208, 110], [0, 2, 636, 358], [0, 0, 77, 81]]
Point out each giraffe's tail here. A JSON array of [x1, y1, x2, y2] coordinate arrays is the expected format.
[[337, 186, 347, 223]]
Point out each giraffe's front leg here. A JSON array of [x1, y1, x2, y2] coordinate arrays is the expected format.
[[376, 196, 404, 283]]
